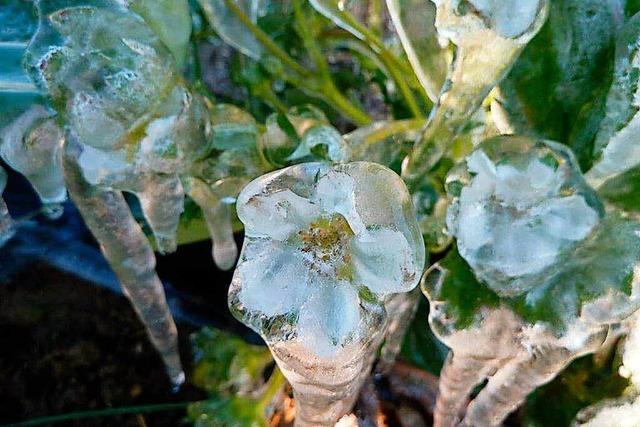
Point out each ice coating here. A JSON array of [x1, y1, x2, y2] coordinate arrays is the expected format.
[[63, 139, 184, 387], [402, 0, 548, 187], [230, 162, 425, 426], [0, 165, 15, 247], [0, 105, 66, 205], [262, 106, 351, 166], [446, 136, 602, 296]]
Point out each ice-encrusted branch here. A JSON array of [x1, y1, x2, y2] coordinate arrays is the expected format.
[[229, 162, 425, 426], [423, 136, 640, 427], [402, 0, 549, 186]]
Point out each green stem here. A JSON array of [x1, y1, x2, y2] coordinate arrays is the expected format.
[[320, 7, 424, 118], [293, 0, 371, 125], [356, 118, 425, 146], [5, 402, 192, 427], [222, 0, 311, 77]]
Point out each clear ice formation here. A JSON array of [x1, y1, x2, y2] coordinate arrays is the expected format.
[[423, 136, 640, 427], [262, 105, 351, 167], [586, 13, 640, 189], [0, 105, 66, 210], [229, 162, 425, 426], [385, 0, 449, 102], [402, 0, 549, 184], [0, 165, 15, 247]]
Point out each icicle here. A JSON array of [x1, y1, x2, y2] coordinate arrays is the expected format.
[[0, 165, 15, 247], [185, 177, 239, 271], [229, 162, 425, 426], [125, 173, 184, 255], [63, 139, 184, 388]]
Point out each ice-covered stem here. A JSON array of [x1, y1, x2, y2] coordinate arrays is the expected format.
[[434, 353, 499, 427], [63, 139, 184, 387], [377, 289, 421, 375], [272, 337, 385, 427], [0, 166, 15, 247], [185, 177, 238, 271], [402, 0, 549, 187], [462, 348, 572, 427]]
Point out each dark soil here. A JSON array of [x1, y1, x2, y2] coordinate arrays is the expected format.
[[0, 264, 207, 427]]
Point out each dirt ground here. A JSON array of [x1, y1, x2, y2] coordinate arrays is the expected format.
[[0, 264, 206, 426]]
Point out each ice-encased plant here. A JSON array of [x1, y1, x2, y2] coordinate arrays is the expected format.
[[423, 136, 640, 427], [229, 161, 425, 426]]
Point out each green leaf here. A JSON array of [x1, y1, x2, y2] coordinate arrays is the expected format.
[[497, 0, 618, 170], [597, 165, 640, 213], [129, 0, 192, 68]]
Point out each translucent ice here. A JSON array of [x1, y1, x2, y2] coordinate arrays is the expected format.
[[64, 139, 184, 387], [402, 0, 548, 184], [262, 106, 351, 166], [423, 135, 640, 427], [0, 105, 66, 206], [446, 136, 602, 296], [229, 162, 425, 426]]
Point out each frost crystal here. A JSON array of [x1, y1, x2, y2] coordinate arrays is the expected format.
[[446, 136, 602, 295], [230, 162, 424, 426]]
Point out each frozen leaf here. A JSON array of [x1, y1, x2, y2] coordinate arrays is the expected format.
[[586, 12, 640, 188], [230, 161, 424, 426], [197, 0, 265, 60], [262, 106, 350, 166], [386, 0, 449, 101], [495, 0, 619, 169]]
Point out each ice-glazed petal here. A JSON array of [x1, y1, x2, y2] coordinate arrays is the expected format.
[[490, 219, 561, 277], [237, 163, 327, 240], [314, 170, 366, 236], [495, 157, 561, 208], [329, 162, 425, 272], [351, 229, 419, 296], [239, 189, 321, 241], [455, 195, 492, 251], [535, 195, 599, 242], [236, 241, 309, 318], [296, 280, 361, 358]]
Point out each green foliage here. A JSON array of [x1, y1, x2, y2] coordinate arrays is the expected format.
[[188, 328, 283, 427], [497, 0, 617, 170]]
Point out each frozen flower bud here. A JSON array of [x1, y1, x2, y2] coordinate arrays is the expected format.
[[229, 161, 424, 426], [446, 136, 603, 296]]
